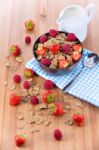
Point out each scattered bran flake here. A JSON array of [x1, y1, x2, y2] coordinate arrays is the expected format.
[[5, 61, 10, 67], [17, 112, 24, 120], [44, 120, 51, 126], [76, 101, 83, 108], [65, 119, 73, 126], [32, 90, 40, 95], [64, 105, 71, 110], [39, 103, 47, 110], [27, 78, 33, 82], [9, 85, 16, 91], [15, 56, 24, 63], [33, 85, 40, 91], [27, 116, 35, 124], [30, 127, 40, 133]]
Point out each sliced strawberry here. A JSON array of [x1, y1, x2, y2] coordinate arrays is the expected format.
[[10, 93, 21, 106], [58, 59, 69, 68], [42, 91, 55, 103], [51, 103, 65, 116], [72, 44, 82, 52], [71, 51, 81, 61], [36, 46, 46, 56], [49, 44, 60, 54]]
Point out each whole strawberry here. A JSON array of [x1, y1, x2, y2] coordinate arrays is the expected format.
[[9, 45, 21, 57], [24, 68, 35, 78], [42, 91, 55, 103], [25, 19, 35, 31], [72, 113, 85, 126], [54, 129, 62, 141], [10, 93, 22, 106], [15, 134, 25, 147], [30, 96, 39, 105], [50, 102, 65, 116]]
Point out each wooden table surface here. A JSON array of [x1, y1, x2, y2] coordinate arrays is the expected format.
[[0, 0, 99, 150]]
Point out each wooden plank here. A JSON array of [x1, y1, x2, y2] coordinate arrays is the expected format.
[[0, 0, 99, 149]]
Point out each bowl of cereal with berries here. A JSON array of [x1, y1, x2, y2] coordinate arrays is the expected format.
[[33, 29, 83, 75]]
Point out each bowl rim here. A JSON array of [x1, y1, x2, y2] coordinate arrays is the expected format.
[[32, 31, 83, 71]]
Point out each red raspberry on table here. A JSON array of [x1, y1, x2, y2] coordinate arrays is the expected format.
[[67, 33, 76, 41], [41, 58, 51, 66], [25, 36, 31, 44], [30, 96, 39, 105], [54, 129, 62, 141], [61, 44, 71, 54], [23, 81, 30, 89], [13, 74, 21, 83], [44, 80, 55, 90], [40, 35, 48, 43], [49, 29, 58, 37]]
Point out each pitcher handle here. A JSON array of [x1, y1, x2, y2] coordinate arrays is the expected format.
[[85, 3, 96, 23]]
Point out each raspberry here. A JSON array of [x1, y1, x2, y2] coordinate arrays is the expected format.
[[40, 35, 48, 43], [23, 81, 30, 89], [13, 74, 21, 83], [67, 33, 76, 41], [25, 36, 31, 44], [41, 58, 51, 66], [54, 129, 62, 141], [44, 80, 55, 90], [49, 29, 58, 37], [30, 96, 39, 105], [61, 44, 71, 54]]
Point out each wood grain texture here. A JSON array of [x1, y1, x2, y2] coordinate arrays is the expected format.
[[0, 0, 99, 150]]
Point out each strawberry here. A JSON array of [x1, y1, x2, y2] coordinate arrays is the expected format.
[[71, 51, 81, 61], [42, 91, 55, 103], [58, 59, 69, 68], [54, 129, 62, 141], [49, 44, 60, 54], [72, 44, 82, 52], [15, 134, 25, 146], [10, 93, 21, 106], [9, 45, 21, 57], [36, 46, 47, 56], [25, 19, 35, 31], [24, 68, 35, 78], [72, 113, 85, 126], [50, 102, 65, 116]]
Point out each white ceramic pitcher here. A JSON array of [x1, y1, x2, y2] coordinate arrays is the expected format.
[[57, 3, 96, 42]]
